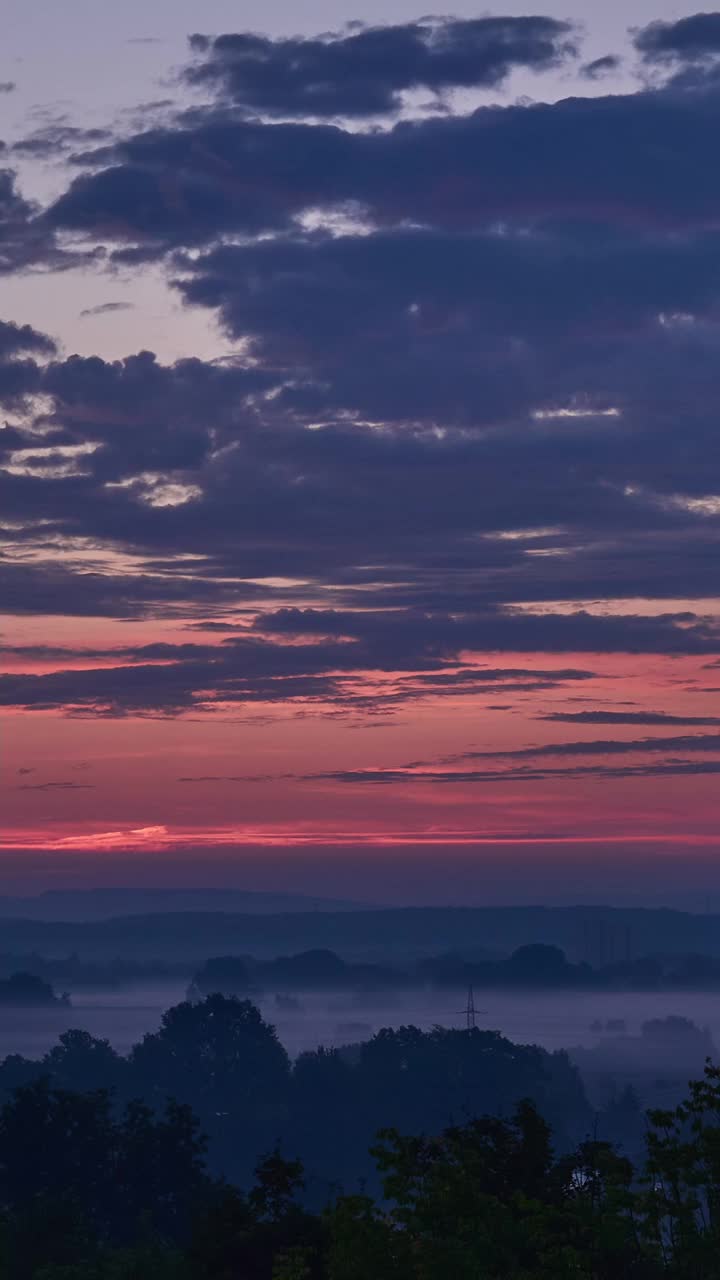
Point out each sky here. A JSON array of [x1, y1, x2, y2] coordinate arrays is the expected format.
[[1, 2, 720, 904]]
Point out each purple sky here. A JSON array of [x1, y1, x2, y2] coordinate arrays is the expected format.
[[1, 3, 719, 904]]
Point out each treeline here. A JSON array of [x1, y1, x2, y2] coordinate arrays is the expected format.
[[0, 952, 185, 989], [0, 972, 68, 1008], [191, 943, 720, 994], [0, 995, 593, 1196], [7, 943, 720, 995], [3, 1057, 720, 1276]]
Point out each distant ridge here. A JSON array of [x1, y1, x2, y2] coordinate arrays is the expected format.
[[0, 888, 369, 923], [0, 903, 718, 963]]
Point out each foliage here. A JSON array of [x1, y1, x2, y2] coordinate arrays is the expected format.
[[0, 996, 591, 1194], [0, 973, 68, 1008], [7, 999, 720, 1275]]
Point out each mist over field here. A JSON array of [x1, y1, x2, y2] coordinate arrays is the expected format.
[[2, 893, 719, 1117], [3, 977, 717, 1078]]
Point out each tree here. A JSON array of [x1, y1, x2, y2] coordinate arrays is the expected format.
[[601, 1084, 644, 1157], [0, 972, 69, 1007], [0, 1080, 219, 1277], [251, 1150, 305, 1222], [348, 1103, 571, 1279], [29, 1241, 190, 1279], [356, 1024, 590, 1154], [130, 996, 290, 1115], [188, 1153, 322, 1280], [130, 995, 292, 1185], [642, 1060, 720, 1277], [327, 1100, 651, 1280], [503, 944, 588, 986], [43, 1031, 125, 1096], [190, 956, 253, 998], [0, 1080, 115, 1214], [112, 1098, 211, 1243]]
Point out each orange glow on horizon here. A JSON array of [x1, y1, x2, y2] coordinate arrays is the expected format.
[[3, 823, 720, 854]]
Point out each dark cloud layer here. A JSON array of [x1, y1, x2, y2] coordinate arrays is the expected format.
[[539, 711, 720, 726], [635, 12, 720, 64], [0, 604, 716, 718], [311, 759, 720, 785], [2, 17, 720, 733], [257, 608, 719, 655], [451, 731, 720, 762], [48, 84, 720, 249], [185, 17, 577, 118], [0, 324, 719, 642], [0, 168, 97, 276], [0, 320, 56, 358], [0, 170, 48, 274], [0, 628, 604, 716]]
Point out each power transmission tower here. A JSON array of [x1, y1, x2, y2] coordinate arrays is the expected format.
[[465, 984, 476, 1031], [454, 986, 485, 1030]]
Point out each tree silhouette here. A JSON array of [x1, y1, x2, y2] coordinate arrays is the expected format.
[[130, 995, 290, 1114], [43, 1030, 125, 1096]]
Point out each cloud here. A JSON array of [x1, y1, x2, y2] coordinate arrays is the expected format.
[[177, 775, 258, 784], [186, 17, 577, 119], [311, 759, 720, 784], [2, 38, 719, 719], [1, 315, 720, 641], [0, 319, 56, 358], [13, 125, 111, 160], [0, 168, 92, 275], [0, 320, 53, 407], [453, 731, 720, 761], [580, 55, 621, 79], [635, 13, 720, 64], [633, 13, 720, 89], [256, 608, 719, 656], [316, 729, 720, 781], [79, 301, 135, 318], [33, 76, 720, 653], [0, 82, 15, 94], [32, 48, 720, 626], [539, 710, 720, 725], [0, 170, 51, 274], [16, 781, 95, 791], [47, 80, 720, 251], [0, 631, 601, 716], [247, 723, 720, 786], [0, 605, 715, 718]]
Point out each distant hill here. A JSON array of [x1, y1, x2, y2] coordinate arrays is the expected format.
[[0, 888, 367, 922], [0, 903, 719, 965]]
